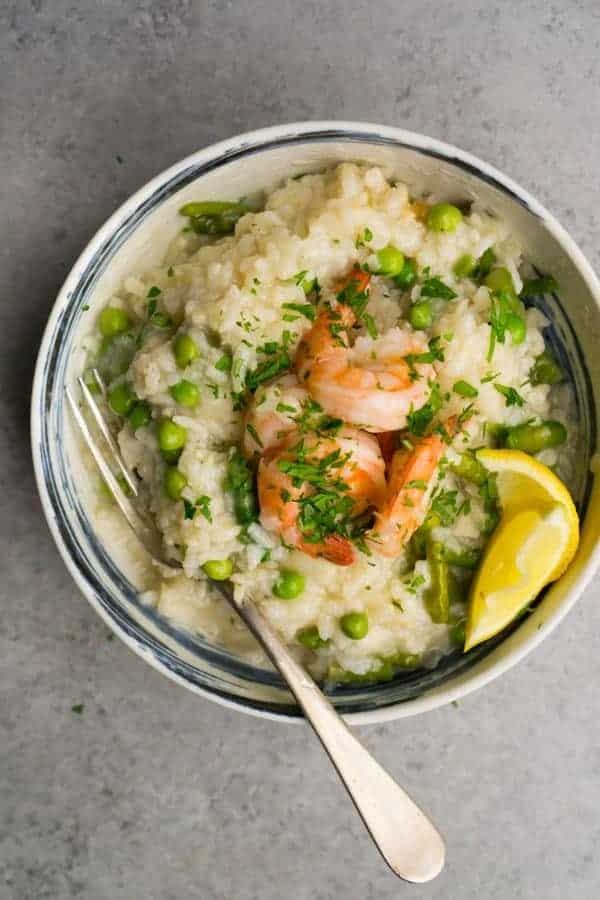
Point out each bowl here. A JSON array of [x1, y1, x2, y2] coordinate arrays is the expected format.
[[31, 121, 600, 723]]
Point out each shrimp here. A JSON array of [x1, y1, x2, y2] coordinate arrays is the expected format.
[[295, 266, 435, 432], [257, 426, 386, 565], [368, 420, 456, 558], [242, 373, 309, 457]]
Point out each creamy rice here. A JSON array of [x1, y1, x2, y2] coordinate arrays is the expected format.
[[83, 164, 577, 682]]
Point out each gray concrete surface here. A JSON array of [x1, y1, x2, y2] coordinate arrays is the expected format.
[[2, 1, 600, 898]]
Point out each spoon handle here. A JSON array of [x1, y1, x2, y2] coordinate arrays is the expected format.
[[236, 598, 446, 883]]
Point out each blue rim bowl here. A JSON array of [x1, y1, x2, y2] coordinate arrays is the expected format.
[[31, 122, 600, 723]]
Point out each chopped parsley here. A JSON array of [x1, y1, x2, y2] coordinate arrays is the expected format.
[[355, 226, 373, 247], [420, 276, 457, 301], [278, 444, 348, 491], [487, 290, 517, 361], [245, 337, 292, 392], [453, 380, 478, 398], [294, 398, 343, 436], [167, 266, 175, 277], [430, 489, 459, 527], [406, 381, 442, 436], [275, 441, 364, 545], [298, 490, 355, 544], [147, 285, 162, 298], [494, 383, 524, 407], [481, 370, 499, 384], [404, 573, 426, 594], [71, 703, 84, 714], [336, 273, 377, 337], [215, 353, 233, 372], [282, 302, 316, 321], [406, 479, 428, 490], [457, 403, 476, 428], [184, 496, 213, 522], [472, 247, 496, 281], [246, 422, 263, 448], [405, 335, 446, 368], [196, 495, 213, 522]]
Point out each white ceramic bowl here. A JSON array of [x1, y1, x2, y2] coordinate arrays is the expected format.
[[31, 122, 600, 723]]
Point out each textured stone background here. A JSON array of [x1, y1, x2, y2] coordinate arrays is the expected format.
[[2, 2, 600, 898]]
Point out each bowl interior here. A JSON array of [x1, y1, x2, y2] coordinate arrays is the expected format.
[[34, 125, 600, 721]]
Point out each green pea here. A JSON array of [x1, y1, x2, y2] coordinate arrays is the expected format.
[[504, 421, 567, 454], [164, 466, 187, 500], [173, 333, 199, 369], [426, 203, 463, 233], [453, 380, 478, 399], [340, 611, 369, 640], [202, 559, 234, 581], [296, 625, 329, 650], [272, 569, 305, 600], [99, 306, 130, 338], [108, 382, 137, 416], [506, 313, 526, 345], [453, 253, 477, 278], [376, 245, 405, 277], [393, 258, 418, 290], [409, 300, 433, 330], [530, 350, 563, 386], [157, 418, 187, 452], [483, 267, 515, 295], [169, 379, 200, 408], [128, 400, 152, 430]]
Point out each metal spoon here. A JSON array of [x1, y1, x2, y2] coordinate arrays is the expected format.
[[67, 373, 445, 883]]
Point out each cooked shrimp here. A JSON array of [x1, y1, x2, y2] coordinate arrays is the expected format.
[[257, 426, 386, 565], [368, 420, 456, 558], [295, 267, 435, 432], [242, 373, 309, 457]]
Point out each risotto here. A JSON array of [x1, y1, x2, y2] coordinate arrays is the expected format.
[[82, 163, 577, 682]]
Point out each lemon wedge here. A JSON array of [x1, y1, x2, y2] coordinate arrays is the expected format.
[[465, 449, 579, 651]]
